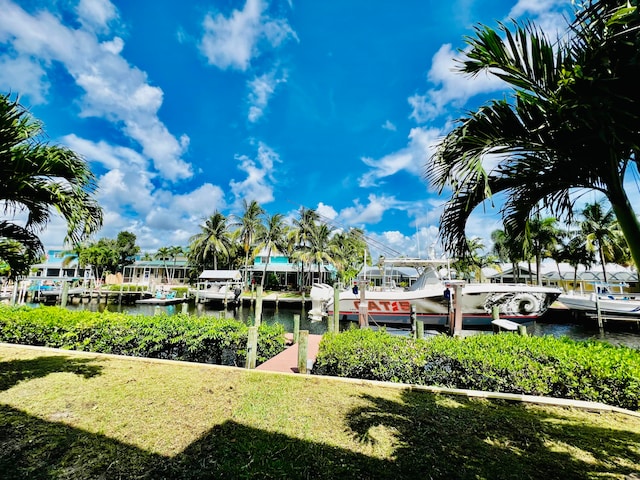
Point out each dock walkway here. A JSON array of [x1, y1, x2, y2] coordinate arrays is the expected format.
[[256, 334, 323, 373]]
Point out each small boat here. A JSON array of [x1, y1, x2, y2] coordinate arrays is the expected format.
[[309, 259, 562, 327], [136, 288, 186, 305], [558, 289, 640, 317], [189, 270, 243, 305]]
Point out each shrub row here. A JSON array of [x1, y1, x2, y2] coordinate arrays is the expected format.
[[313, 329, 640, 410], [0, 305, 285, 366]]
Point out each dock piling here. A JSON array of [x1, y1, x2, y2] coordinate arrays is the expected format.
[[297, 330, 309, 374]]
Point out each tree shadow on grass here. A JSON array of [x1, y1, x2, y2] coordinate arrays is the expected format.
[[0, 405, 395, 479], [1, 355, 639, 479], [345, 390, 640, 479], [0, 356, 103, 392]]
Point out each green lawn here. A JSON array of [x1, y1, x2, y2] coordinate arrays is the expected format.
[[1, 343, 639, 479]]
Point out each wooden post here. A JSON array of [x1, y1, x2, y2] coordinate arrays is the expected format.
[[416, 320, 424, 339], [10, 281, 19, 305], [61, 281, 69, 308], [595, 292, 604, 330], [517, 324, 527, 336], [182, 301, 189, 314], [410, 304, 416, 337], [332, 285, 340, 333], [255, 286, 263, 327], [297, 330, 309, 374], [450, 282, 464, 336], [358, 282, 369, 328], [293, 313, 300, 344], [246, 326, 258, 369], [491, 306, 500, 333]]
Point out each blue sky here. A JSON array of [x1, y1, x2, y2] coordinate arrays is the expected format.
[[0, 0, 576, 258]]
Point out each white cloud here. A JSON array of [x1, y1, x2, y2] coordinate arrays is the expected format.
[[230, 142, 280, 206], [358, 127, 441, 187], [409, 44, 503, 123], [316, 202, 338, 222], [76, 0, 118, 33], [247, 69, 287, 122], [0, 56, 48, 103], [0, 0, 192, 182], [382, 120, 397, 131], [199, 0, 297, 71], [338, 194, 413, 226], [62, 135, 225, 249]]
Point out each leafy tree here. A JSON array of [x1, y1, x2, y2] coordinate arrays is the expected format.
[[255, 213, 287, 289], [579, 201, 627, 282], [116, 231, 139, 273], [189, 212, 232, 271], [232, 200, 264, 286], [300, 222, 337, 284], [525, 216, 563, 285], [155, 247, 172, 283], [428, 1, 640, 271], [77, 239, 119, 281], [0, 94, 102, 277], [290, 207, 320, 289], [330, 228, 370, 284]]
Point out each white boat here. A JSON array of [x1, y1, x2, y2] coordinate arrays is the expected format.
[[309, 259, 562, 327], [189, 270, 243, 304], [558, 290, 640, 317]]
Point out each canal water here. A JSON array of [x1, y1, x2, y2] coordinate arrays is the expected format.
[[55, 301, 640, 350]]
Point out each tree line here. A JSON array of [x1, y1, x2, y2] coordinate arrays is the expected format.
[[66, 202, 369, 291]]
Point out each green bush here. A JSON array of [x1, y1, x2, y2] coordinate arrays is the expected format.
[[313, 329, 640, 410], [0, 305, 285, 367]]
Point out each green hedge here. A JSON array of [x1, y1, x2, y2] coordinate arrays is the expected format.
[[0, 305, 285, 366], [313, 329, 640, 410]]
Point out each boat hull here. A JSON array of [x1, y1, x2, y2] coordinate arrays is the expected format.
[[313, 283, 560, 327], [558, 293, 640, 317]]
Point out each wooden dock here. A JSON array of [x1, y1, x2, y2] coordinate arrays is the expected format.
[[256, 334, 323, 373]]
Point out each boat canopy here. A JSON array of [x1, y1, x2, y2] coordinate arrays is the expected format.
[[198, 270, 242, 281]]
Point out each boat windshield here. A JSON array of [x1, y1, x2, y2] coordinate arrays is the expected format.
[[406, 265, 443, 291]]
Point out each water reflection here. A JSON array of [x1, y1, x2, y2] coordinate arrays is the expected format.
[[61, 301, 640, 350]]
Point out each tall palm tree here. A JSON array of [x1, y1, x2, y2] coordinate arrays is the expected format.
[[428, 1, 640, 271], [232, 200, 264, 287], [526, 216, 562, 285], [579, 201, 625, 283], [189, 212, 232, 271], [254, 213, 287, 289], [0, 94, 102, 277], [491, 227, 524, 283], [168, 245, 184, 282], [302, 222, 337, 284], [155, 247, 172, 283], [329, 228, 369, 284], [290, 207, 320, 289], [555, 235, 596, 292]]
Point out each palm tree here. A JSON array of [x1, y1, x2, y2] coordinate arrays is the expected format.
[[302, 222, 337, 284], [428, 1, 640, 271], [491, 228, 524, 283], [290, 207, 320, 289], [329, 228, 369, 284], [232, 200, 264, 287], [169, 245, 185, 281], [254, 213, 287, 289], [555, 235, 596, 292], [579, 201, 626, 283], [189, 212, 232, 271], [0, 94, 103, 277], [154, 247, 172, 283], [526, 216, 562, 285]]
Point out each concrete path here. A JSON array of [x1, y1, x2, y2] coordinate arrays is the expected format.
[[256, 334, 323, 373]]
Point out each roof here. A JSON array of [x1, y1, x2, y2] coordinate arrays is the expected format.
[[199, 270, 242, 280]]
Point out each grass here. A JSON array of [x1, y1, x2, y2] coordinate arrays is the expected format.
[[1, 344, 640, 479]]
